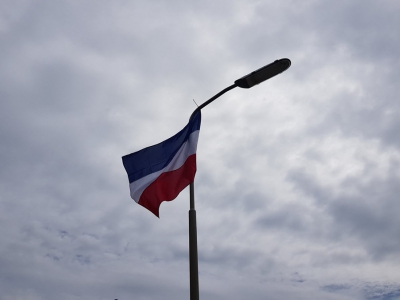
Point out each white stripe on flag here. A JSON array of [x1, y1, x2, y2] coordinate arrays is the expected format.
[[129, 130, 200, 202]]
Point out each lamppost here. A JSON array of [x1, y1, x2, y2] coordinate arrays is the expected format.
[[188, 58, 291, 300]]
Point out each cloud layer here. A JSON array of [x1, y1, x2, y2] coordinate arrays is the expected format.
[[1, 0, 400, 299]]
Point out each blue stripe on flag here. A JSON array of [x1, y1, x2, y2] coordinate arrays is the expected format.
[[122, 111, 201, 183]]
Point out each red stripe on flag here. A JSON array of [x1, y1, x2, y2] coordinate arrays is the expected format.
[[138, 154, 197, 217]]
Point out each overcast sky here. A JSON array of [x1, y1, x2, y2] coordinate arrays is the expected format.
[[1, 1, 400, 299]]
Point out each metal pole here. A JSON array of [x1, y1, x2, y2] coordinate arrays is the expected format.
[[188, 84, 237, 300], [189, 182, 199, 300], [186, 59, 290, 299]]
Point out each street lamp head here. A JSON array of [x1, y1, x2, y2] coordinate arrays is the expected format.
[[234, 58, 291, 89]]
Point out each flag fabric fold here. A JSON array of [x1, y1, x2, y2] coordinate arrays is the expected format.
[[122, 111, 201, 217]]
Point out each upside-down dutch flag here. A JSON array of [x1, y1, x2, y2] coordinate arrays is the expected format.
[[122, 111, 201, 217]]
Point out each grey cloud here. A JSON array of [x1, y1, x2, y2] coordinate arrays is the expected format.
[[255, 205, 309, 233], [323, 284, 352, 293], [2, 0, 400, 299], [288, 168, 400, 261]]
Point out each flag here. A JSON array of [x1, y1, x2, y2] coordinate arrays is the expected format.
[[122, 111, 201, 217]]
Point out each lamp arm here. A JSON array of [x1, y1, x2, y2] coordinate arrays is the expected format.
[[189, 83, 237, 120]]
